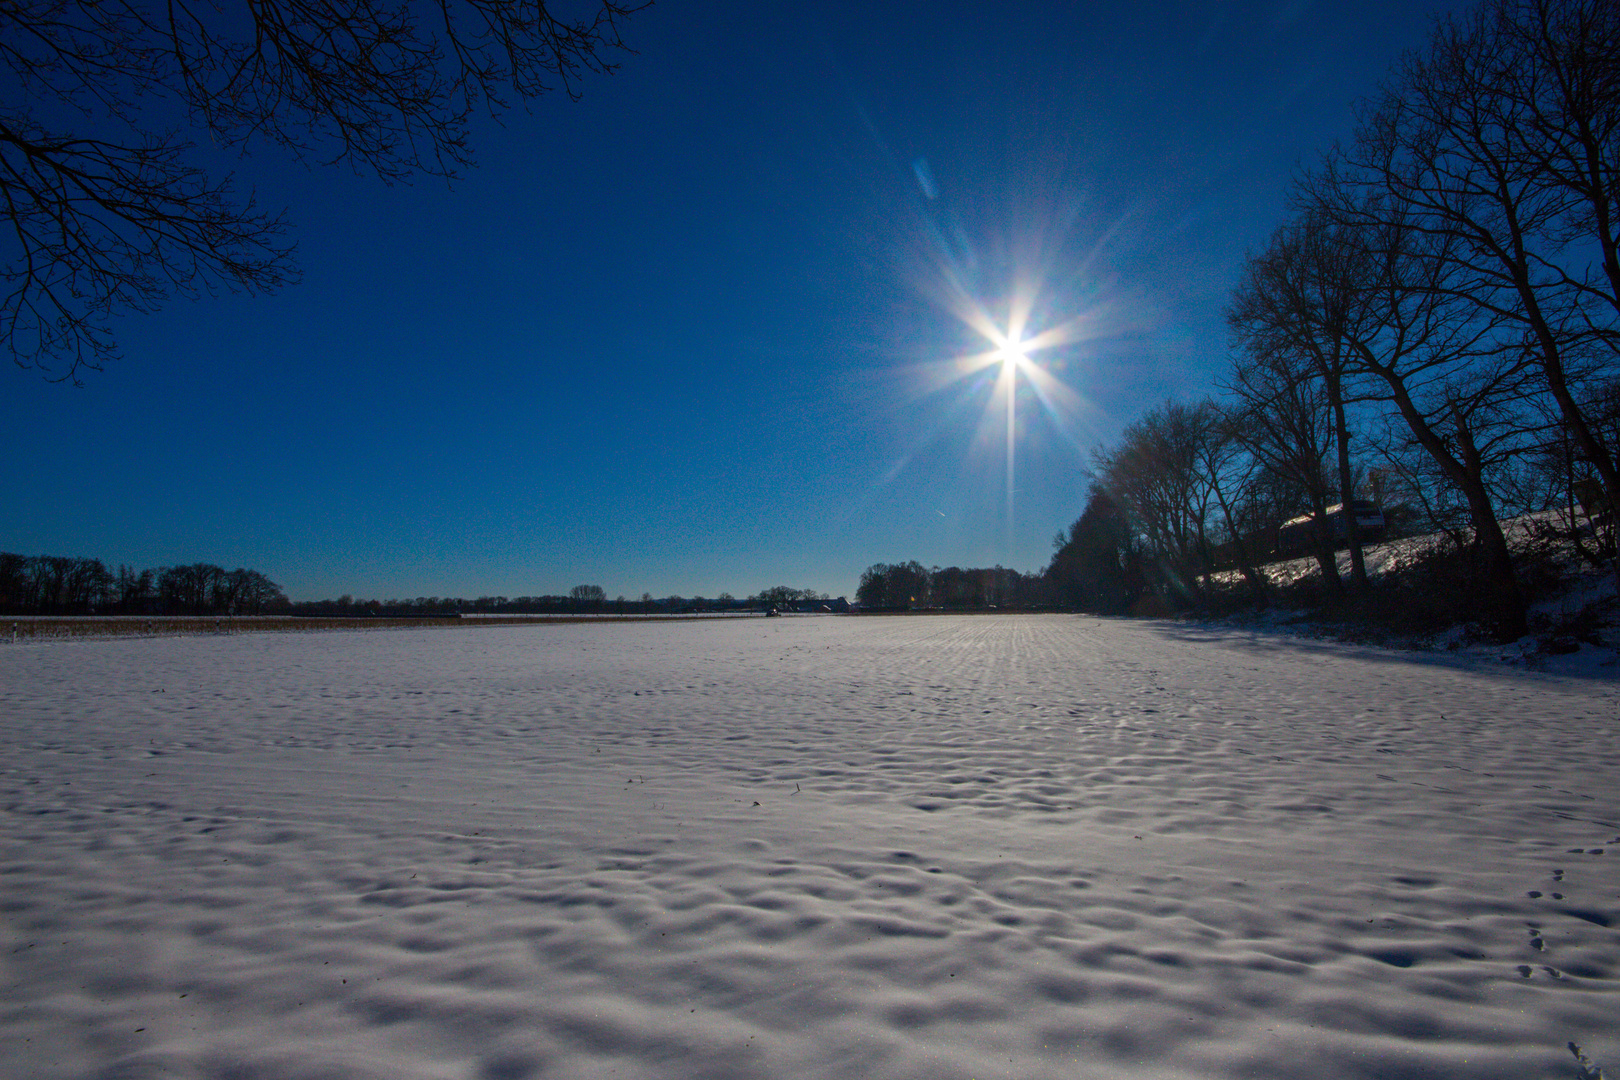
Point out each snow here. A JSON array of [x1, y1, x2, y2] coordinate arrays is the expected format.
[[2, 615, 1617, 1080], [1215, 509, 1605, 596]]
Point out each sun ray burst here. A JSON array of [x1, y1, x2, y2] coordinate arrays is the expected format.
[[882, 190, 1127, 561], [931, 294, 1095, 550]]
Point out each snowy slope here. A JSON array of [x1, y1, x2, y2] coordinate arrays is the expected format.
[[1219, 509, 1603, 594], [2, 616, 1616, 1080]]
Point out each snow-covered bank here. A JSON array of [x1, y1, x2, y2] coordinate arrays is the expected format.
[[2, 616, 1616, 1079], [1205, 509, 1620, 658]]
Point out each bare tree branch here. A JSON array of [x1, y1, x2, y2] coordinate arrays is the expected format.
[[0, 0, 648, 381]]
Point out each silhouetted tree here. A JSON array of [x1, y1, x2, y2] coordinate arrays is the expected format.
[[855, 566, 888, 608], [930, 566, 983, 608], [752, 586, 824, 609], [0, 553, 27, 610], [1229, 210, 1380, 592], [855, 562, 930, 609], [216, 568, 285, 613], [569, 584, 607, 607], [0, 552, 281, 614], [159, 563, 224, 613], [1226, 345, 1345, 597], [1341, 0, 1620, 591], [1093, 401, 1218, 606], [2, 0, 647, 382], [1194, 401, 1271, 606], [116, 565, 156, 612], [1302, 165, 1537, 639], [1047, 486, 1143, 614]]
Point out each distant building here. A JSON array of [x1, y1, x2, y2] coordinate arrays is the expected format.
[[783, 596, 850, 614], [1276, 501, 1387, 558]]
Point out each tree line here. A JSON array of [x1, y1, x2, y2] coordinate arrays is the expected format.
[[283, 586, 839, 617], [1063, 0, 1619, 643], [1070, 0, 1620, 641], [865, 0, 1620, 643], [0, 554, 285, 615], [0, 557, 841, 618]]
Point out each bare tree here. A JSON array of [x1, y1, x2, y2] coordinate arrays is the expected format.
[[214, 567, 285, 613], [753, 585, 825, 609], [569, 584, 606, 607], [116, 564, 156, 612], [1229, 211, 1379, 592], [855, 562, 930, 609], [159, 562, 225, 612], [1304, 168, 1539, 639], [1224, 346, 1344, 597], [0, 552, 28, 609], [1194, 401, 1271, 606], [2, 0, 647, 382], [1094, 401, 1217, 606], [1343, 0, 1620, 587], [62, 556, 113, 610]]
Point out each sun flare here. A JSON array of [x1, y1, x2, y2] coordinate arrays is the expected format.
[[916, 289, 1098, 556], [996, 336, 1030, 374], [883, 212, 1118, 560]]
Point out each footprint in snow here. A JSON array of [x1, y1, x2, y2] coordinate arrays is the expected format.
[[1569, 1042, 1605, 1080]]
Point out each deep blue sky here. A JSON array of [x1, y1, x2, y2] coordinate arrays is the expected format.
[[4, 0, 1461, 601]]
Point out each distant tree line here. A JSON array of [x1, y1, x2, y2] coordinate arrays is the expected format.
[[0, 554, 285, 615], [751, 585, 834, 609], [0, 558, 847, 619], [279, 585, 841, 617], [870, 0, 1618, 643]]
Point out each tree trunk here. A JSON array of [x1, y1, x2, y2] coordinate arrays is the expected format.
[[1308, 488, 1344, 600], [1212, 483, 1269, 608], [1377, 373, 1528, 642], [1329, 373, 1368, 593], [1507, 262, 1620, 595]]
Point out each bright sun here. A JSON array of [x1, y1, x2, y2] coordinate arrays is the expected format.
[[898, 277, 1097, 556], [997, 338, 1030, 373]]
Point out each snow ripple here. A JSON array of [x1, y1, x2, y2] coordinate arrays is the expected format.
[[2, 616, 1616, 1079]]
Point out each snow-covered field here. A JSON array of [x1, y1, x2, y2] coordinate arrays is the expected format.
[[2, 615, 1617, 1080]]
